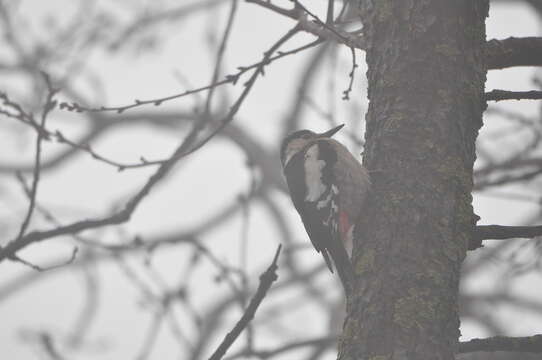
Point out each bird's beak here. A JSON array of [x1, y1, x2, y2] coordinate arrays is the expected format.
[[319, 124, 344, 138]]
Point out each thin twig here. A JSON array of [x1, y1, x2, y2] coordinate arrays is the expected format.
[[3, 75, 80, 271], [11, 247, 79, 272], [342, 46, 358, 100], [54, 130, 167, 171], [67, 265, 99, 347], [136, 311, 165, 360], [37, 332, 66, 360], [194, 242, 245, 300], [0, 26, 301, 263], [255, 1, 361, 100], [2, 95, 166, 171], [245, 0, 300, 19], [245, 0, 366, 49], [204, 0, 238, 115], [15, 73, 58, 241], [225, 334, 337, 360], [239, 163, 258, 351], [292, 0, 349, 43], [208, 245, 282, 360], [59, 34, 316, 114], [109, 0, 229, 50], [0, 91, 38, 129], [176, 25, 301, 158]]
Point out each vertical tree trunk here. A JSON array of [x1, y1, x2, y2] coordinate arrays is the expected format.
[[340, 1, 488, 359]]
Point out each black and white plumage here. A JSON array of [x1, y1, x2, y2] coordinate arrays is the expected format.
[[280, 124, 370, 292]]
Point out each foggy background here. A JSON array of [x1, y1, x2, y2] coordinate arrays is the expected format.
[[1, 1, 541, 359]]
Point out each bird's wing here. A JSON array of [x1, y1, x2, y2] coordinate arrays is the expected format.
[[283, 140, 354, 290], [283, 146, 334, 271], [310, 140, 354, 291]]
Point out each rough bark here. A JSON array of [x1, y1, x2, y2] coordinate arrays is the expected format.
[[339, 1, 488, 359]]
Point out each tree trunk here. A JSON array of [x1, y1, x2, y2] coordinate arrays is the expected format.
[[339, 1, 488, 359]]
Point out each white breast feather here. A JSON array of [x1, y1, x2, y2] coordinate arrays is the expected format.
[[304, 145, 327, 202]]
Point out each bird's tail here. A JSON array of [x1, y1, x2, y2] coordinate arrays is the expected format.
[[326, 243, 354, 295]]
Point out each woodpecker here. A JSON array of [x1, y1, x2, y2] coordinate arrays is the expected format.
[[280, 124, 370, 292]]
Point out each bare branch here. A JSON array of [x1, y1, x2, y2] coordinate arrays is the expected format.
[[54, 130, 167, 171], [1, 109, 283, 176], [474, 167, 542, 189], [0, 91, 38, 129], [293, 0, 348, 42], [486, 37, 542, 70], [175, 25, 301, 158], [59, 32, 316, 114], [458, 334, 542, 354], [326, 0, 334, 24], [67, 265, 99, 347], [0, 26, 301, 262], [247, 0, 365, 49], [342, 46, 358, 100], [12, 247, 79, 272], [15, 73, 58, 240], [136, 311, 165, 360], [485, 89, 542, 101], [194, 242, 246, 301], [282, 42, 331, 135], [208, 245, 282, 360], [225, 334, 337, 359], [109, 0, 229, 50], [36, 332, 66, 360], [475, 225, 542, 241], [204, 0, 238, 114], [1, 96, 167, 172], [245, 0, 299, 20]]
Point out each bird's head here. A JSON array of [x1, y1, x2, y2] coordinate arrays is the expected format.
[[280, 124, 344, 167]]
